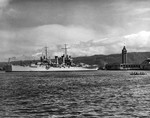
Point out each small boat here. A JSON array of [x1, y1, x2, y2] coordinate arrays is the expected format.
[[130, 72, 147, 75]]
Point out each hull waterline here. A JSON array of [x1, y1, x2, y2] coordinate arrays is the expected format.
[[5, 65, 98, 72]]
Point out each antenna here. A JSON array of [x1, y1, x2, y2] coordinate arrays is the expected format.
[[124, 38, 127, 47]]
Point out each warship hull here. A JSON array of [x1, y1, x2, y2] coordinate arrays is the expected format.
[[5, 45, 98, 72], [5, 65, 98, 72]]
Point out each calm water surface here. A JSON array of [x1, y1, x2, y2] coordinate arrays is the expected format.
[[0, 71, 150, 118]]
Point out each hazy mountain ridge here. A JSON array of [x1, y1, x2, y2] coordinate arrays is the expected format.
[[1, 52, 150, 69], [73, 52, 150, 67]]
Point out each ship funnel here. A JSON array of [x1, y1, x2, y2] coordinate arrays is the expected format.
[[55, 56, 59, 65]]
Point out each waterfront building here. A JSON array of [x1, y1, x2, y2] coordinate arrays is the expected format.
[[105, 63, 140, 70], [105, 46, 141, 70], [140, 58, 150, 70], [122, 46, 127, 64]]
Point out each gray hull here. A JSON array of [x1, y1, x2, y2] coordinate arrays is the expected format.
[[5, 65, 98, 72]]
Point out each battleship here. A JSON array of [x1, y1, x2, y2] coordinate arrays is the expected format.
[[5, 44, 98, 72]]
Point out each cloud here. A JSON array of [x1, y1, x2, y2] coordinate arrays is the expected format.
[[1, 24, 150, 61], [0, 0, 10, 8], [134, 8, 150, 14], [69, 37, 123, 56], [0, 0, 13, 21], [0, 24, 125, 60], [0, 24, 99, 60], [69, 30, 150, 57], [1, 0, 150, 62], [124, 31, 150, 51], [33, 24, 97, 44]]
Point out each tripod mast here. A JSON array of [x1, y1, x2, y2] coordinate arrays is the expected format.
[[62, 44, 69, 57]]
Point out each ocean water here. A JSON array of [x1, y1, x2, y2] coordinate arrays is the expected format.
[[0, 70, 150, 118]]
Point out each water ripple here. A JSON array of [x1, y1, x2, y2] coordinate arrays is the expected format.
[[0, 71, 150, 117]]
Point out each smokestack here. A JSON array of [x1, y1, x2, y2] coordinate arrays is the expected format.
[[55, 56, 58, 65]]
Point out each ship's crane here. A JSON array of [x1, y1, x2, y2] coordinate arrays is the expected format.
[[8, 57, 16, 64]]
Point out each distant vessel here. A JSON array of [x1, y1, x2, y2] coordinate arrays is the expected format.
[[5, 44, 98, 72]]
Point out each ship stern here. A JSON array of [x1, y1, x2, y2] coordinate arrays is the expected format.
[[4, 65, 12, 72]]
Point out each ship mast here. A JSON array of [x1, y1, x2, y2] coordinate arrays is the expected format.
[[45, 46, 48, 59], [61, 44, 70, 65], [62, 44, 69, 57]]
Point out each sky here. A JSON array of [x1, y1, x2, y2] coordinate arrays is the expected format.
[[0, 0, 150, 61]]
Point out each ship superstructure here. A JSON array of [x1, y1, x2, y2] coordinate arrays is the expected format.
[[36, 44, 73, 68]]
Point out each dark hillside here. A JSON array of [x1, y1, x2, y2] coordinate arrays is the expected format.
[[73, 52, 150, 67]]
